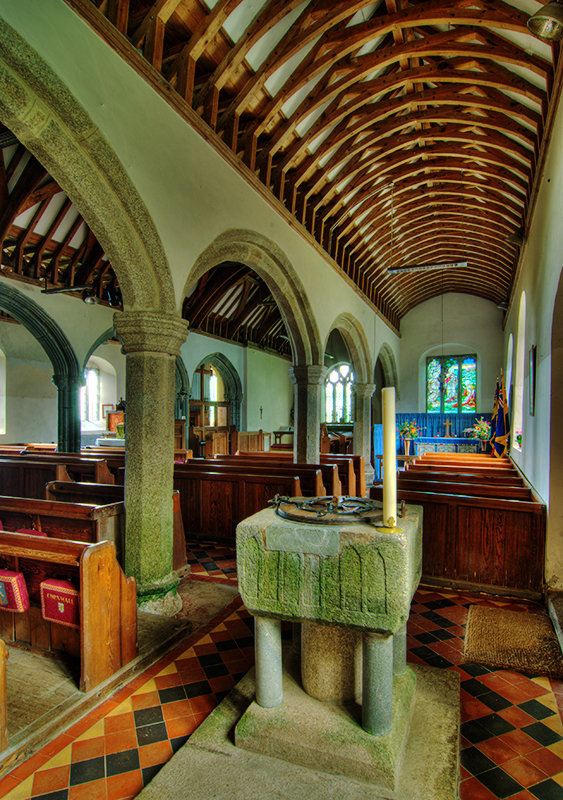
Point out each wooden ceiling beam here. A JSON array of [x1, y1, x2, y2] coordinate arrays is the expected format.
[[0, 156, 46, 247], [279, 83, 541, 176], [294, 108, 536, 194]]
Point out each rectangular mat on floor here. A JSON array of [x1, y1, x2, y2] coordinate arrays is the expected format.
[[463, 605, 563, 678]]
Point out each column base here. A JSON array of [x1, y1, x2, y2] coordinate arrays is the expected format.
[[137, 572, 182, 616]]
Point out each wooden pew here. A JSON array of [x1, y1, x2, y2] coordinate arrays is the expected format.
[[44, 483, 187, 571], [234, 451, 366, 498], [0, 459, 71, 500], [172, 468, 302, 544], [181, 459, 330, 496], [399, 469, 524, 487], [0, 495, 125, 556], [0, 532, 137, 692], [0, 454, 114, 486], [371, 484, 545, 595], [405, 462, 520, 479], [230, 430, 265, 454], [0, 639, 6, 751], [83, 446, 192, 463], [395, 477, 533, 501]]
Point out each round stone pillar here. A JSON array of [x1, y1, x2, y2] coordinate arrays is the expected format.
[[353, 382, 375, 489], [52, 372, 83, 453], [114, 310, 189, 613], [289, 364, 326, 464]]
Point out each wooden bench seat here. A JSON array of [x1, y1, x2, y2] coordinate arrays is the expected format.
[[371, 462, 546, 594], [0, 532, 136, 692], [172, 468, 302, 544], [0, 495, 125, 556], [0, 454, 114, 487], [406, 461, 519, 478], [399, 469, 524, 487], [229, 452, 366, 496], [207, 457, 337, 495], [44, 483, 187, 571], [395, 478, 533, 501]]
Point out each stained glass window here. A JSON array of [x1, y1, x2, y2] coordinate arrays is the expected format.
[[325, 363, 355, 423], [426, 359, 442, 413], [426, 354, 476, 413]]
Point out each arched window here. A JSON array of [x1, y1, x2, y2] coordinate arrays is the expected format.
[[81, 366, 101, 423], [512, 292, 526, 450], [325, 363, 354, 423], [80, 356, 117, 429], [506, 334, 514, 408], [426, 354, 477, 413]]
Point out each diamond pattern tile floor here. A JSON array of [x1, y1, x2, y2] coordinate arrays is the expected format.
[[0, 548, 561, 800]]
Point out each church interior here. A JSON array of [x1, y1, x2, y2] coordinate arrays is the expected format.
[[0, 0, 561, 797]]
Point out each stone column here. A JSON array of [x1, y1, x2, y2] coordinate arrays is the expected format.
[[362, 632, 393, 736], [255, 616, 283, 708], [114, 310, 189, 614], [289, 364, 326, 464], [393, 622, 407, 675], [52, 372, 82, 452], [353, 382, 375, 489]]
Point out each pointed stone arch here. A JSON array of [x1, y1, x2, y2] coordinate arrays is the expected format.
[[175, 357, 190, 421], [325, 313, 372, 383], [375, 343, 399, 389], [324, 313, 374, 478], [0, 20, 175, 313], [0, 282, 81, 451], [83, 328, 116, 370], [184, 230, 322, 367]]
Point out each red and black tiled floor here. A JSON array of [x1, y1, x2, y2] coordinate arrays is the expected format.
[[0, 546, 561, 800]]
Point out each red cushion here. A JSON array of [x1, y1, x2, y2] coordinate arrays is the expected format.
[[40, 579, 79, 628], [16, 528, 47, 537], [0, 569, 29, 612]]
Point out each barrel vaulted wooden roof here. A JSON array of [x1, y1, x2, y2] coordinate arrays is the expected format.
[[1, 0, 560, 347]]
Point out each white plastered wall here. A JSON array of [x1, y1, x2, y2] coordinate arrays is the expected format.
[[502, 87, 563, 588], [180, 332, 293, 432], [398, 293, 504, 413], [0, 319, 57, 443]]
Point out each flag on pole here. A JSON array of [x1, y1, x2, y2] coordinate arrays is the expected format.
[[490, 380, 499, 450], [493, 373, 510, 458]]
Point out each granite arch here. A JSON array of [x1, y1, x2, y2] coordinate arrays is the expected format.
[[0, 20, 175, 314], [185, 230, 323, 368]]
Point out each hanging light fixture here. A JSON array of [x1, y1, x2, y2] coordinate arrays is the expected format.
[[527, 1, 563, 40]]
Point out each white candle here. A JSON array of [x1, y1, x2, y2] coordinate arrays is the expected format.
[[382, 386, 397, 527]]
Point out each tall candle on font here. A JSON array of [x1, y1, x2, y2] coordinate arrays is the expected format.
[[382, 386, 397, 527]]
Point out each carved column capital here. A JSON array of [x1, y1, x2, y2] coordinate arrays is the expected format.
[[114, 310, 188, 356], [353, 382, 376, 400], [289, 364, 327, 386]]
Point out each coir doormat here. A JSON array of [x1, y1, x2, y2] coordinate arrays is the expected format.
[[463, 604, 563, 679]]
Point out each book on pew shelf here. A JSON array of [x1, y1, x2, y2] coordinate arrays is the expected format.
[[40, 579, 79, 628], [0, 569, 30, 612]]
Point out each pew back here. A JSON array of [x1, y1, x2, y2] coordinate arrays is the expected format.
[[173, 468, 301, 543], [0, 533, 137, 691]]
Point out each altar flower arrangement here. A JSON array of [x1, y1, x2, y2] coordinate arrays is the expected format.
[[470, 417, 491, 440], [515, 430, 522, 447], [397, 420, 421, 440]]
